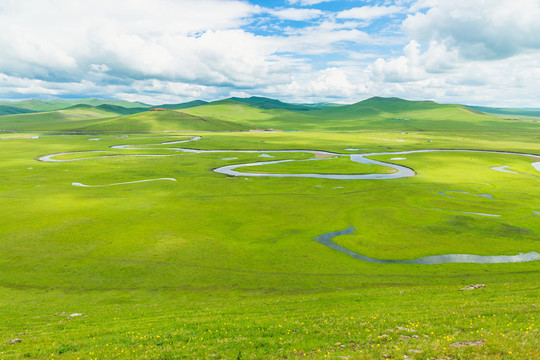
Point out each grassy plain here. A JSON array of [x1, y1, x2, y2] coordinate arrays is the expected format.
[[0, 130, 539, 359], [0, 101, 538, 359], [184, 98, 540, 131]]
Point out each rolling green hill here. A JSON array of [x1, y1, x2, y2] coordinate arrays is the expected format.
[[154, 100, 209, 110], [470, 105, 540, 121], [0, 106, 123, 131], [0, 98, 150, 112], [0, 104, 258, 132], [0, 106, 252, 132], [303, 97, 460, 130], [299, 101, 343, 109], [183, 100, 322, 130], [182, 97, 540, 131], [1, 96, 539, 132], [66, 104, 149, 115], [0, 105, 36, 116], [227, 96, 340, 111], [228, 96, 315, 111], [78, 109, 257, 132]]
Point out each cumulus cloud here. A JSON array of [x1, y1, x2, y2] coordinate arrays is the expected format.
[[370, 40, 425, 82], [89, 64, 111, 73], [0, 0, 265, 83], [357, 0, 540, 106], [268, 67, 368, 102], [0, 0, 539, 107], [403, 0, 540, 60], [0, 0, 376, 102], [0, 73, 62, 97], [338, 5, 404, 20], [268, 8, 323, 21], [370, 39, 462, 82], [276, 23, 373, 55], [87, 29, 296, 87], [287, 0, 337, 6]]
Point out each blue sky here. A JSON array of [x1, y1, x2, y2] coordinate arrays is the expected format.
[[0, 0, 539, 106]]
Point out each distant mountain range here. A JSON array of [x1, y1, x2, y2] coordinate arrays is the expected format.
[[1, 96, 538, 132], [0, 96, 344, 113], [1, 95, 538, 116], [468, 106, 540, 119], [0, 98, 149, 112]]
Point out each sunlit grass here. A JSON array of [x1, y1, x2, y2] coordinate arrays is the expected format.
[[0, 129, 538, 359]]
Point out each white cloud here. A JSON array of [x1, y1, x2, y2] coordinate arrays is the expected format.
[[370, 40, 426, 82], [115, 79, 220, 105], [371, 38, 461, 82], [287, 0, 337, 6], [367, 40, 540, 107], [267, 67, 368, 102], [0, 0, 539, 107], [403, 0, 540, 60], [89, 64, 111, 73], [0, 0, 262, 81], [338, 5, 404, 20], [358, 0, 540, 106], [273, 21, 379, 56], [88, 29, 294, 87], [0, 0, 311, 94], [268, 8, 323, 21], [0, 73, 62, 97]]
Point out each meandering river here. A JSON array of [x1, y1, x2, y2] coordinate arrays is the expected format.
[[314, 226, 540, 264], [37, 135, 540, 264], [38, 135, 540, 181]]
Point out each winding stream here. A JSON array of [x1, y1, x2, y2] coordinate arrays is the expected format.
[[439, 190, 494, 200], [72, 178, 177, 187], [36, 135, 540, 264], [491, 165, 517, 174], [37, 136, 540, 181], [314, 226, 540, 264]]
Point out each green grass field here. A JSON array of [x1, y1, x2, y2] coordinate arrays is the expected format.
[[0, 98, 538, 359]]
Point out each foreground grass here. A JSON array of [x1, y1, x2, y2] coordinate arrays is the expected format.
[[0, 130, 538, 359], [0, 283, 538, 359]]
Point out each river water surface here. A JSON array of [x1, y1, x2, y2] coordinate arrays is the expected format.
[[314, 226, 540, 264]]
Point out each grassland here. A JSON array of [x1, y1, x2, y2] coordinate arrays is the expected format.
[[2, 97, 538, 133], [0, 98, 149, 112], [470, 106, 540, 122], [78, 110, 256, 132], [183, 97, 540, 131], [0, 108, 255, 133], [0, 107, 122, 131], [238, 156, 397, 175], [0, 98, 538, 359]]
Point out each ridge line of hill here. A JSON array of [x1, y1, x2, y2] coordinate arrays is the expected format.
[[1, 96, 539, 132], [172, 110, 259, 131]]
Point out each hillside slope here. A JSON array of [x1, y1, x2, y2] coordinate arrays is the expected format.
[[79, 109, 256, 132], [155, 100, 209, 110], [0, 106, 122, 131], [182, 97, 539, 131], [66, 104, 149, 115], [0, 98, 150, 112], [307, 97, 540, 130], [183, 100, 323, 130], [469, 105, 540, 121], [1, 96, 538, 132], [0, 105, 36, 116], [228, 96, 315, 111]]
